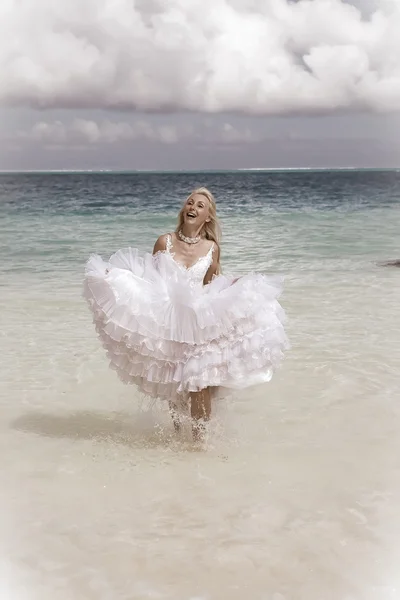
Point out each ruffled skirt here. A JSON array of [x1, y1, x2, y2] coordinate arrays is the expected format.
[[83, 248, 289, 402]]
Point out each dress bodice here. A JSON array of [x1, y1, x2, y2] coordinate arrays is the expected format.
[[163, 233, 214, 288]]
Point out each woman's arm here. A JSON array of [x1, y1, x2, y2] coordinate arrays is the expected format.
[[203, 243, 220, 285]]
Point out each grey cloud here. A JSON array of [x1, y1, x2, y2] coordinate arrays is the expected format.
[[10, 117, 261, 147], [1, 109, 399, 170], [3, 135, 399, 172], [1, 0, 399, 115], [19, 119, 184, 145]]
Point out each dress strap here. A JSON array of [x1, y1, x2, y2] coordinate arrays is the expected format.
[[165, 234, 173, 254]]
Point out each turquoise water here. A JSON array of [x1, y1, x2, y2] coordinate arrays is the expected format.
[[1, 170, 399, 287], [1, 170, 400, 599]]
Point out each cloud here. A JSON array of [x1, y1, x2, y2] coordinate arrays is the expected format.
[[11, 117, 260, 147], [0, 0, 399, 116]]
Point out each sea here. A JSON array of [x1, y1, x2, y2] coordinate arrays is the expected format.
[[0, 169, 399, 600]]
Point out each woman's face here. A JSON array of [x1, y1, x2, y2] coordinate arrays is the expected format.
[[182, 193, 210, 227]]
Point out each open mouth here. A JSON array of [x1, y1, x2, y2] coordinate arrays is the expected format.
[[186, 211, 197, 219]]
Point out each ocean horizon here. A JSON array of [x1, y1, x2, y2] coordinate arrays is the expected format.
[[1, 166, 400, 174]]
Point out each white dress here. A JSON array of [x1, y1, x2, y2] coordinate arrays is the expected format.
[[83, 234, 288, 404]]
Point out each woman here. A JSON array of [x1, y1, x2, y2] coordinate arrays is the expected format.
[[83, 187, 288, 441]]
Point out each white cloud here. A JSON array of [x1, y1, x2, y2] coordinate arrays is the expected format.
[[0, 0, 399, 116]]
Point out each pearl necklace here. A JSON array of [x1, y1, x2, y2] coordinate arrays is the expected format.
[[178, 230, 201, 244]]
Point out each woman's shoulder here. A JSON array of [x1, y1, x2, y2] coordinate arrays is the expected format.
[[157, 232, 172, 245], [208, 239, 220, 257], [152, 233, 171, 254]]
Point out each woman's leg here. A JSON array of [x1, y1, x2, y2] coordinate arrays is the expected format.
[[190, 388, 211, 441]]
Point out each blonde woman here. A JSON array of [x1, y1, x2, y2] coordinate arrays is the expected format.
[[84, 187, 288, 441]]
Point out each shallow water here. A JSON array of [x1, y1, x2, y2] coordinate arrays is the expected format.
[[1, 170, 400, 599]]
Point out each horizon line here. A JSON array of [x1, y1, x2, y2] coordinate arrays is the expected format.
[[0, 166, 399, 174]]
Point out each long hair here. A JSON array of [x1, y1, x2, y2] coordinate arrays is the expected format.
[[175, 187, 222, 273]]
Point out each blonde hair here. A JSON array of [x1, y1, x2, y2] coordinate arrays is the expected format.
[[175, 187, 222, 272]]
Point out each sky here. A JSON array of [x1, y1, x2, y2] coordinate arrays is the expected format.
[[0, 0, 399, 170]]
